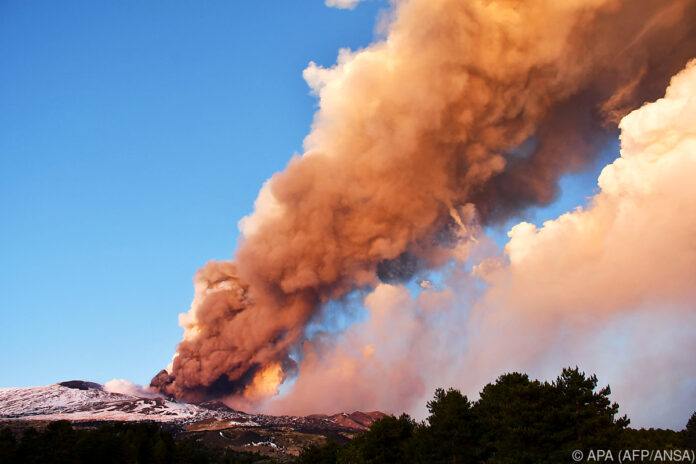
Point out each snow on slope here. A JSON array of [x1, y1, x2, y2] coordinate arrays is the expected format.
[[0, 381, 386, 430], [0, 383, 243, 423]]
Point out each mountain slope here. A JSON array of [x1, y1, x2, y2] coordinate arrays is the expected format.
[[0, 382, 225, 422], [0, 381, 386, 459], [0, 381, 384, 429]]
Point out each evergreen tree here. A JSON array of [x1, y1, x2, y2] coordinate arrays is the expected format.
[[619, 427, 685, 451], [552, 366, 629, 454], [475, 372, 558, 464], [297, 367, 656, 464], [425, 388, 479, 464], [685, 412, 696, 449], [0, 421, 261, 464], [339, 414, 417, 464], [297, 435, 342, 464]]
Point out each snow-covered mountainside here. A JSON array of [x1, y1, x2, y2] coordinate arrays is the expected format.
[[0, 381, 384, 430], [0, 381, 241, 422]]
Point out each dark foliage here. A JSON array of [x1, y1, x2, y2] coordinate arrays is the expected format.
[[0, 421, 265, 464], [299, 367, 691, 464], [425, 388, 480, 463], [686, 412, 696, 449], [619, 427, 686, 451], [296, 436, 342, 464], [338, 414, 417, 464]]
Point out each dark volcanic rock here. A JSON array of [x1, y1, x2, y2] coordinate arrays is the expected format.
[[348, 411, 386, 428], [197, 400, 242, 413], [150, 369, 174, 392], [58, 381, 103, 391], [326, 411, 387, 430]]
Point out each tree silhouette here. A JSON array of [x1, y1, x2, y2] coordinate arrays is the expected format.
[[301, 367, 635, 464], [686, 412, 696, 449], [339, 414, 417, 464], [552, 367, 629, 459], [0, 421, 261, 464], [476, 372, 559, 463], [297, 435, 342, 464], [425, 387, 479, 463]]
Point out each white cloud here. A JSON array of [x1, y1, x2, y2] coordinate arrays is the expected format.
[[325, 0, 366, 10], [104, 379, 161, 398]]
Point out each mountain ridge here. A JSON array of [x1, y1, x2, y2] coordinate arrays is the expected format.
[[0, 380, 386, 459], [0, 380, 384, 430]]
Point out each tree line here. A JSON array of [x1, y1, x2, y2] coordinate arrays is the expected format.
[[299, 367, 696, 464], [0, 421, 263, 464]]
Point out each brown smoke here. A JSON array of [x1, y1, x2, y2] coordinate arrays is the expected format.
[[154, 0, 696, 403], [268, 60, 696, 425]]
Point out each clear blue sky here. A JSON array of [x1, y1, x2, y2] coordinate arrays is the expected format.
[[0, 0, 609, 387]]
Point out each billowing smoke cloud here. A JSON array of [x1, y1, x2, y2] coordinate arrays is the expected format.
[[468, 60, 696, 427], [266, 281, 475, 416], [268, 60, 696, 428], [154, 0, 696, 406], [105, 379, 162, 399]]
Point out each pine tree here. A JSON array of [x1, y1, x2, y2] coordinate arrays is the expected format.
[[425, 388, 479, 463], [552, 367, 629, 455], [685, 412, 696, 449], [476, 372, 558, 463]]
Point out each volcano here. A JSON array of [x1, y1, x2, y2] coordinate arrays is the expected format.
[[0, 380, 384, 458]]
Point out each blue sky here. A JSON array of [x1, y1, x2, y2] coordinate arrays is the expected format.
[[0, 1, 613, 388]]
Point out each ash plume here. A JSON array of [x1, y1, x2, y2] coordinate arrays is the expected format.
[[269, 60, 696, 426], [153, 0, 696, 405]]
